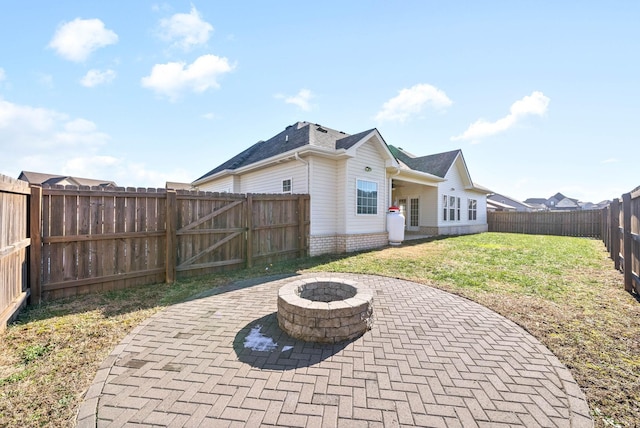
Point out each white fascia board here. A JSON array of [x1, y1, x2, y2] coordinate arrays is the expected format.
[[345, 130, 398, 166], [395, 168, 444, 186], [192, 146, 347, 186]]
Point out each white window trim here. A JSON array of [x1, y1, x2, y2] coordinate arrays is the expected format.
[[468, 198, 478, 221], [282, 178, 292, 194], [355, 178, 379, 216], [443, 194, 461, 222]]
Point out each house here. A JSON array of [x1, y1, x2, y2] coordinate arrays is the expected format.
[[525, 192, 580, 211], [487, 193, 533, 212], [18, 171, 117, 188], [192, 121, 490, 256]]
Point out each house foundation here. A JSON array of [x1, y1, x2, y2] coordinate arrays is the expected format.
[[309, 232, 389, 256]]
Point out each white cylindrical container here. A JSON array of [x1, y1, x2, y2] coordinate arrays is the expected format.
[[387, 206, 405, 245]]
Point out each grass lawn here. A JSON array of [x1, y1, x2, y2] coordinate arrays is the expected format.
[[1, 232, 638, 427]]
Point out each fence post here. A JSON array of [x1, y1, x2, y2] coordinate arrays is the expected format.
[[622, 193, 633, 292], [246, 194, 253, 269], [29, 185, 42, 304], [165, 190, 177, 283], [611, 199, 621, 269], [298, 195, 306, 258]]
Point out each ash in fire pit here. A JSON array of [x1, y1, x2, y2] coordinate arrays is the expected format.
[[277, 278, 373, 343]]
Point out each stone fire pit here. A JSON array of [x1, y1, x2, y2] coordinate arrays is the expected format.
[[277, 277, 373, 343]]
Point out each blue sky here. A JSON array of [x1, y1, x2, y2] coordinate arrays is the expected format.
[[1, 1, 638, 203]]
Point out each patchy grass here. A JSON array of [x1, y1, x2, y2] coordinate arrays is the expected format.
[[1, 233, 638, 427]]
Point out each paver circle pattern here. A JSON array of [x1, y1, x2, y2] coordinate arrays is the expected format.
[[77, 273, 593, 427]]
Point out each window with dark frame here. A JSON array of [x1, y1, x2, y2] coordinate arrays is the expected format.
[[282, 179, 292, 193], [410, 198, 419, 227], [357, 179, 377, 214]]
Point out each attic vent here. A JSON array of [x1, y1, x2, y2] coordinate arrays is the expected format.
[[316, 126, 328, 133], [285, 135, 289, 142]]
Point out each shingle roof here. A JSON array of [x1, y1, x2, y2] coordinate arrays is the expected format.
[[388, 146, 460, 178], [335, 129, 376, 150], [18, 171, 116, 187], [194, 122, 376, 182]]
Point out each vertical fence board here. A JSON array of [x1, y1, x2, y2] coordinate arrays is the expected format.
[[0, 176, 31, 328]]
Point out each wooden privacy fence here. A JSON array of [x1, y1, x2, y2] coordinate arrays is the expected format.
[[31, 185, 309, 302], [487, 210, 602, 238], [0, 175, 30, 331], [602, 186, 640, 294]]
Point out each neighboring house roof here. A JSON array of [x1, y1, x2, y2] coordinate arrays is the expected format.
[[487, 199, 516, 211], [388, 146, 460, 178], [194, 122, 377, 183], [524, 198, 547, 205], [488, 193, 533, 211], [555, 197, 580, 209], [18, 171, 116, 187]]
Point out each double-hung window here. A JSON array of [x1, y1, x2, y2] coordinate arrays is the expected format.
[[357, 179, 377, 215], [468, 199, 477, 221], [443, 195, 461, 221]]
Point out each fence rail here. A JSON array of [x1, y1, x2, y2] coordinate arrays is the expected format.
[[487, 210, 602, 237], [30, 185, 309, 302], [0, 175, 30, 331], [602, 186, 640, 294]]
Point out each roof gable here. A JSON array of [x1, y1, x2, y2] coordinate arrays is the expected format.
[[194, 122, 393, 183], [388, 146, 461, 178]]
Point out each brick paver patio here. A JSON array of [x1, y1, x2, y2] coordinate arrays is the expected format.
[[76, 273, 593, 427]]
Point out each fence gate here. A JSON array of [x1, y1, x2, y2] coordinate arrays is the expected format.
[[174, 193, 247, 278]]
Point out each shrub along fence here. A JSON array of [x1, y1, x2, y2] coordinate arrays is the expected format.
[[27, 184, 309, 303], [602, 186, 640, 295], [487, 210, 602, 238], [0, 175, 31, 331]]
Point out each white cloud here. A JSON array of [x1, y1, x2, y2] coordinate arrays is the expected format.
[[276, 89, 314, 111], [601, 158, 619, 164], [374, 83, 452, 122], [0, 97, 189, 187], [0, 68, 5, 81], [158, 5, 213, 50], [49, 18, 118, 62], [0, 97, 108, 151], [201, 112, 216, 120], [80, 69, 116, 87], [451, 91, 550, 142], [141, 54, 234, 100]]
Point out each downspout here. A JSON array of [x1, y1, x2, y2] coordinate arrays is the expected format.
[[294, 152, 310, 194]]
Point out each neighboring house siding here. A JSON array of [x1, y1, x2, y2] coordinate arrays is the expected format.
[[344, 141, 388, 234], [239, 160, 306, 194], [309, 157, 338, 235]]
